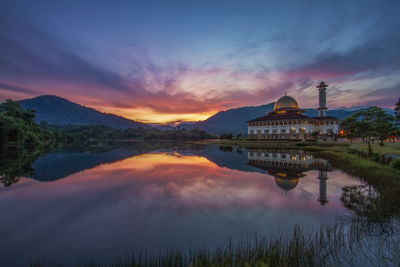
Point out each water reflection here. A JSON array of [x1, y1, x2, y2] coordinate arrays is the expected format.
[[247, 149, 331, 205], [0, 144, 368, 265], [0, 145, 40, 187], [31, 149, 143, 181]]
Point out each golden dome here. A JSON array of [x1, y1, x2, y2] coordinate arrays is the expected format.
[[274, 177, 299, 191], [274, 95, 299, 110]]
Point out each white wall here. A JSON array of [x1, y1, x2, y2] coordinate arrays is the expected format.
[[248, 121, 338, 135]]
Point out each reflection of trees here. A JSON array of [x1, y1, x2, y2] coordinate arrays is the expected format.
[[341, 181, 400, 239], [340, 183, 400, 265], [0, 146, 42, 187], [342, 179, 400, 222], [341, 185, 380, 220]]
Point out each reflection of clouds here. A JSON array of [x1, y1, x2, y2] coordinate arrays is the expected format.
[[0, 152, 357, 213], [10, 152, 353, 212], [0, 152, 361, 265]]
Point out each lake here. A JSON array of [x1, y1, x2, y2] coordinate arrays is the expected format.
[[0, 143, 383, 265]]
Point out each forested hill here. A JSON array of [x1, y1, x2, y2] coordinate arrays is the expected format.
[[19, 95, 149, 129]]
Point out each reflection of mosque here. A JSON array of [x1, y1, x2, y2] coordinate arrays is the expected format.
[[247, 149, 331, 205]]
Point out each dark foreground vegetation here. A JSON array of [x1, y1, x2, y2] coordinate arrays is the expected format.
[[0, 99, 52, 147], [30, 221, 400, 266]]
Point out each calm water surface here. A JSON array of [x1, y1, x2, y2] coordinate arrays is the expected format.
[[0, 144, 364, 265]]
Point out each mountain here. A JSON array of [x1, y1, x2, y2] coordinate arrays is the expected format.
[[179, 103, 275, 134], [149, 121, 199, 131], [336, 105, 372, 111], [148, 123, 176, 131], [151, 125, 176, 131], [18, 95, 149, 128], [179, 103, 395, 135]]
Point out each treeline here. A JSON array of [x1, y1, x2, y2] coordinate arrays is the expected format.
[[0, 99, 214, 147], [42, 124, 214, 142]]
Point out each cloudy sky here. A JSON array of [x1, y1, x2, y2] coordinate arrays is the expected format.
[[1, 0, 399, 123]]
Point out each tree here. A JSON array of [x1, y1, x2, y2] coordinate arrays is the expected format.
[[395, 97, 400, 123], [374, 109, 396, 145], [0, 99, 49, 147], [0, 99, 26, 118], [342, 107, 396, 154], [221, 133, 233, 140], [340, 116, 358, 142], [311, 130, 320, 140], [358, 107, 395, 146]]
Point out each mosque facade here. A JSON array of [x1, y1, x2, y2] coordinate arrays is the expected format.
[[247, 81, 338, 140]]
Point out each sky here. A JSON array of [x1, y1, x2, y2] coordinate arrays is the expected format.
[[0, 0, 399, 123]]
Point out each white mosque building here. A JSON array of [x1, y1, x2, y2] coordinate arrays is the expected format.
[[247, 81, 339, 140]]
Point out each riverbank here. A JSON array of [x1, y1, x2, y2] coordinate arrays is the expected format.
[[198, 139, 400, 225], [196, 139, 400, 181]]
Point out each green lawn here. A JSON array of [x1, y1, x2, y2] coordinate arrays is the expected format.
[[202, 139, 400, 156], [350, 142, 400, 155]]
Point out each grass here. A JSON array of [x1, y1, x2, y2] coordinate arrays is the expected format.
[[197, 139, 305, 149], [300, 144, 400, 181], [29, 222, 400, 267], [350, 142, 400, 156]]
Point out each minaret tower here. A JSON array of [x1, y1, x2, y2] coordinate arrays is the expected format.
[[317, 169, 329, 206], [316, 81, 328, 117]]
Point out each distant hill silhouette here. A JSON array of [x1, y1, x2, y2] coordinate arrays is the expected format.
[[16, 95, 395, 134], [179, 103, 275, 134], [19, 95, 149, 128], [179, 103, 395, 134]]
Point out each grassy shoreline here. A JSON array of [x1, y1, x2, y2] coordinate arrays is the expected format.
[[197, 139, 400, 181]]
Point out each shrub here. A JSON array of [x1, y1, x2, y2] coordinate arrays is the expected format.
[[389, 159, 400, 170]]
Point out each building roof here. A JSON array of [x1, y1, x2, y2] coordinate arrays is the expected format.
[[247, 114, 339, 123], [274, 95, 299, 110], [317, 81, 328, 88], [247, 90, 339, 123], [312, 116, 338, 121], [247, 113, 310, 122]]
